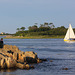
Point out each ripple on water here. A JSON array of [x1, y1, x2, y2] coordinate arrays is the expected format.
[[2, 39, 75, 75]]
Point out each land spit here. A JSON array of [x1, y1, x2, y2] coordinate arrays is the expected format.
[[0, 45, 46, 70]]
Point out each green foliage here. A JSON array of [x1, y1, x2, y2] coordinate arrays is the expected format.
[[15, 22, 67, 37], [39, 27, 51, 31], [20, 27, 25, 31], [16, 27, 25, 31], [28, 25, 38, 31], [16, 28, 20, 31]]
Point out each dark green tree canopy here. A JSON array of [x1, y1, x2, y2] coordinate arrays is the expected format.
[[20, 27, 25, 31], [15, 22, 67, 37], [16, 28, 20, 31]]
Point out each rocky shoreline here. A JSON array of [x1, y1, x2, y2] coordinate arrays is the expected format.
[[0, 45, 46, 70]]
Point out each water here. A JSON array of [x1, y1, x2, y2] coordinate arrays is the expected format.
[[1, 39, 75, 75]]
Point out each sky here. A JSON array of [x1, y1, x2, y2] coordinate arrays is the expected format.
[[0, 0, 75, 33]]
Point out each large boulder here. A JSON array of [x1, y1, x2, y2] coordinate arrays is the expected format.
[[0, 44, 45, 70]]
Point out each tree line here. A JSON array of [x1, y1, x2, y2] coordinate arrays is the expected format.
[[15, 22, 74, 37]]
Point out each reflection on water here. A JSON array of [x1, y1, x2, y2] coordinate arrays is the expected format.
[[0, 69, 17, 75], [0, 69, 17, 72], [0, 73, 16, 75]]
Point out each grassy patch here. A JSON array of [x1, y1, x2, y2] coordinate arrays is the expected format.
[[4, 35, 64, 39]]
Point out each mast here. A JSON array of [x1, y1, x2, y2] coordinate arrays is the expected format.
[[69, 24, 70, 39]]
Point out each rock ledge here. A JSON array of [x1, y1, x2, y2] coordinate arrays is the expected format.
[[0, 45, 46, 69]]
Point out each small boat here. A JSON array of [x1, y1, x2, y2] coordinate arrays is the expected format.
[[64, 24, 75, 41]]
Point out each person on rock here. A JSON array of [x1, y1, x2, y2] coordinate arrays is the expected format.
[[0, 38, 4, 48]]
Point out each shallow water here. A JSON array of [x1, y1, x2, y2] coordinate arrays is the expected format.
[[1, 39, 75, 75]]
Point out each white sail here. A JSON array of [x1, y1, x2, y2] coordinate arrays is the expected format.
[[64, 24, 75, 40]]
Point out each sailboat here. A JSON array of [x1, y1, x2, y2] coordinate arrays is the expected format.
[[64, 24, 75, 41]]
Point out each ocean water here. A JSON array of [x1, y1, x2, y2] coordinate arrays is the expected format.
[[1, 39, 75, 75]]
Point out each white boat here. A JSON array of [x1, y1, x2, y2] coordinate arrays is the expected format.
[[64, 24, 75, 41]]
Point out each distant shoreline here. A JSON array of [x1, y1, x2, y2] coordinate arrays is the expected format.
[[3, 35, 64, 39]]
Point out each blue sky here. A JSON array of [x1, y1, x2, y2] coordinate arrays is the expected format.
[[0, 0, 75, 33]]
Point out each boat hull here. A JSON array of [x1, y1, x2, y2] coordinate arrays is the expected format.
[[64, 39, 75, 41]]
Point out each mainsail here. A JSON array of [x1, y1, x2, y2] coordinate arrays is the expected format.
[[64, 24, 75, 40]]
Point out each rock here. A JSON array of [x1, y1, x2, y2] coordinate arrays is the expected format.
[[3, 45, 11, 50], [30, 65, 35, 69], [16, 63, 25, 69], [62, 68, 68, 70], [25, 64, 30, 70], [7, 53, 13, 58], [3, 45, 19, 51], [37, 59, 42, 63], [25, 57, 37, 63], [1, 59, 7, 69], [16, 63, 33, 70], [13, 52, 18, 61], [50, 60, 53, 62], [0, 53, 6, 59], [18, 53, 26, 63], [5, 57, 16, 69], [0, 59, 1, 67], [7, 50, 14, 54], [37, 58, 47, 63], [25, 51, 38, 59], [13, 45, 19, 51], [0, 44, 45, 70]]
